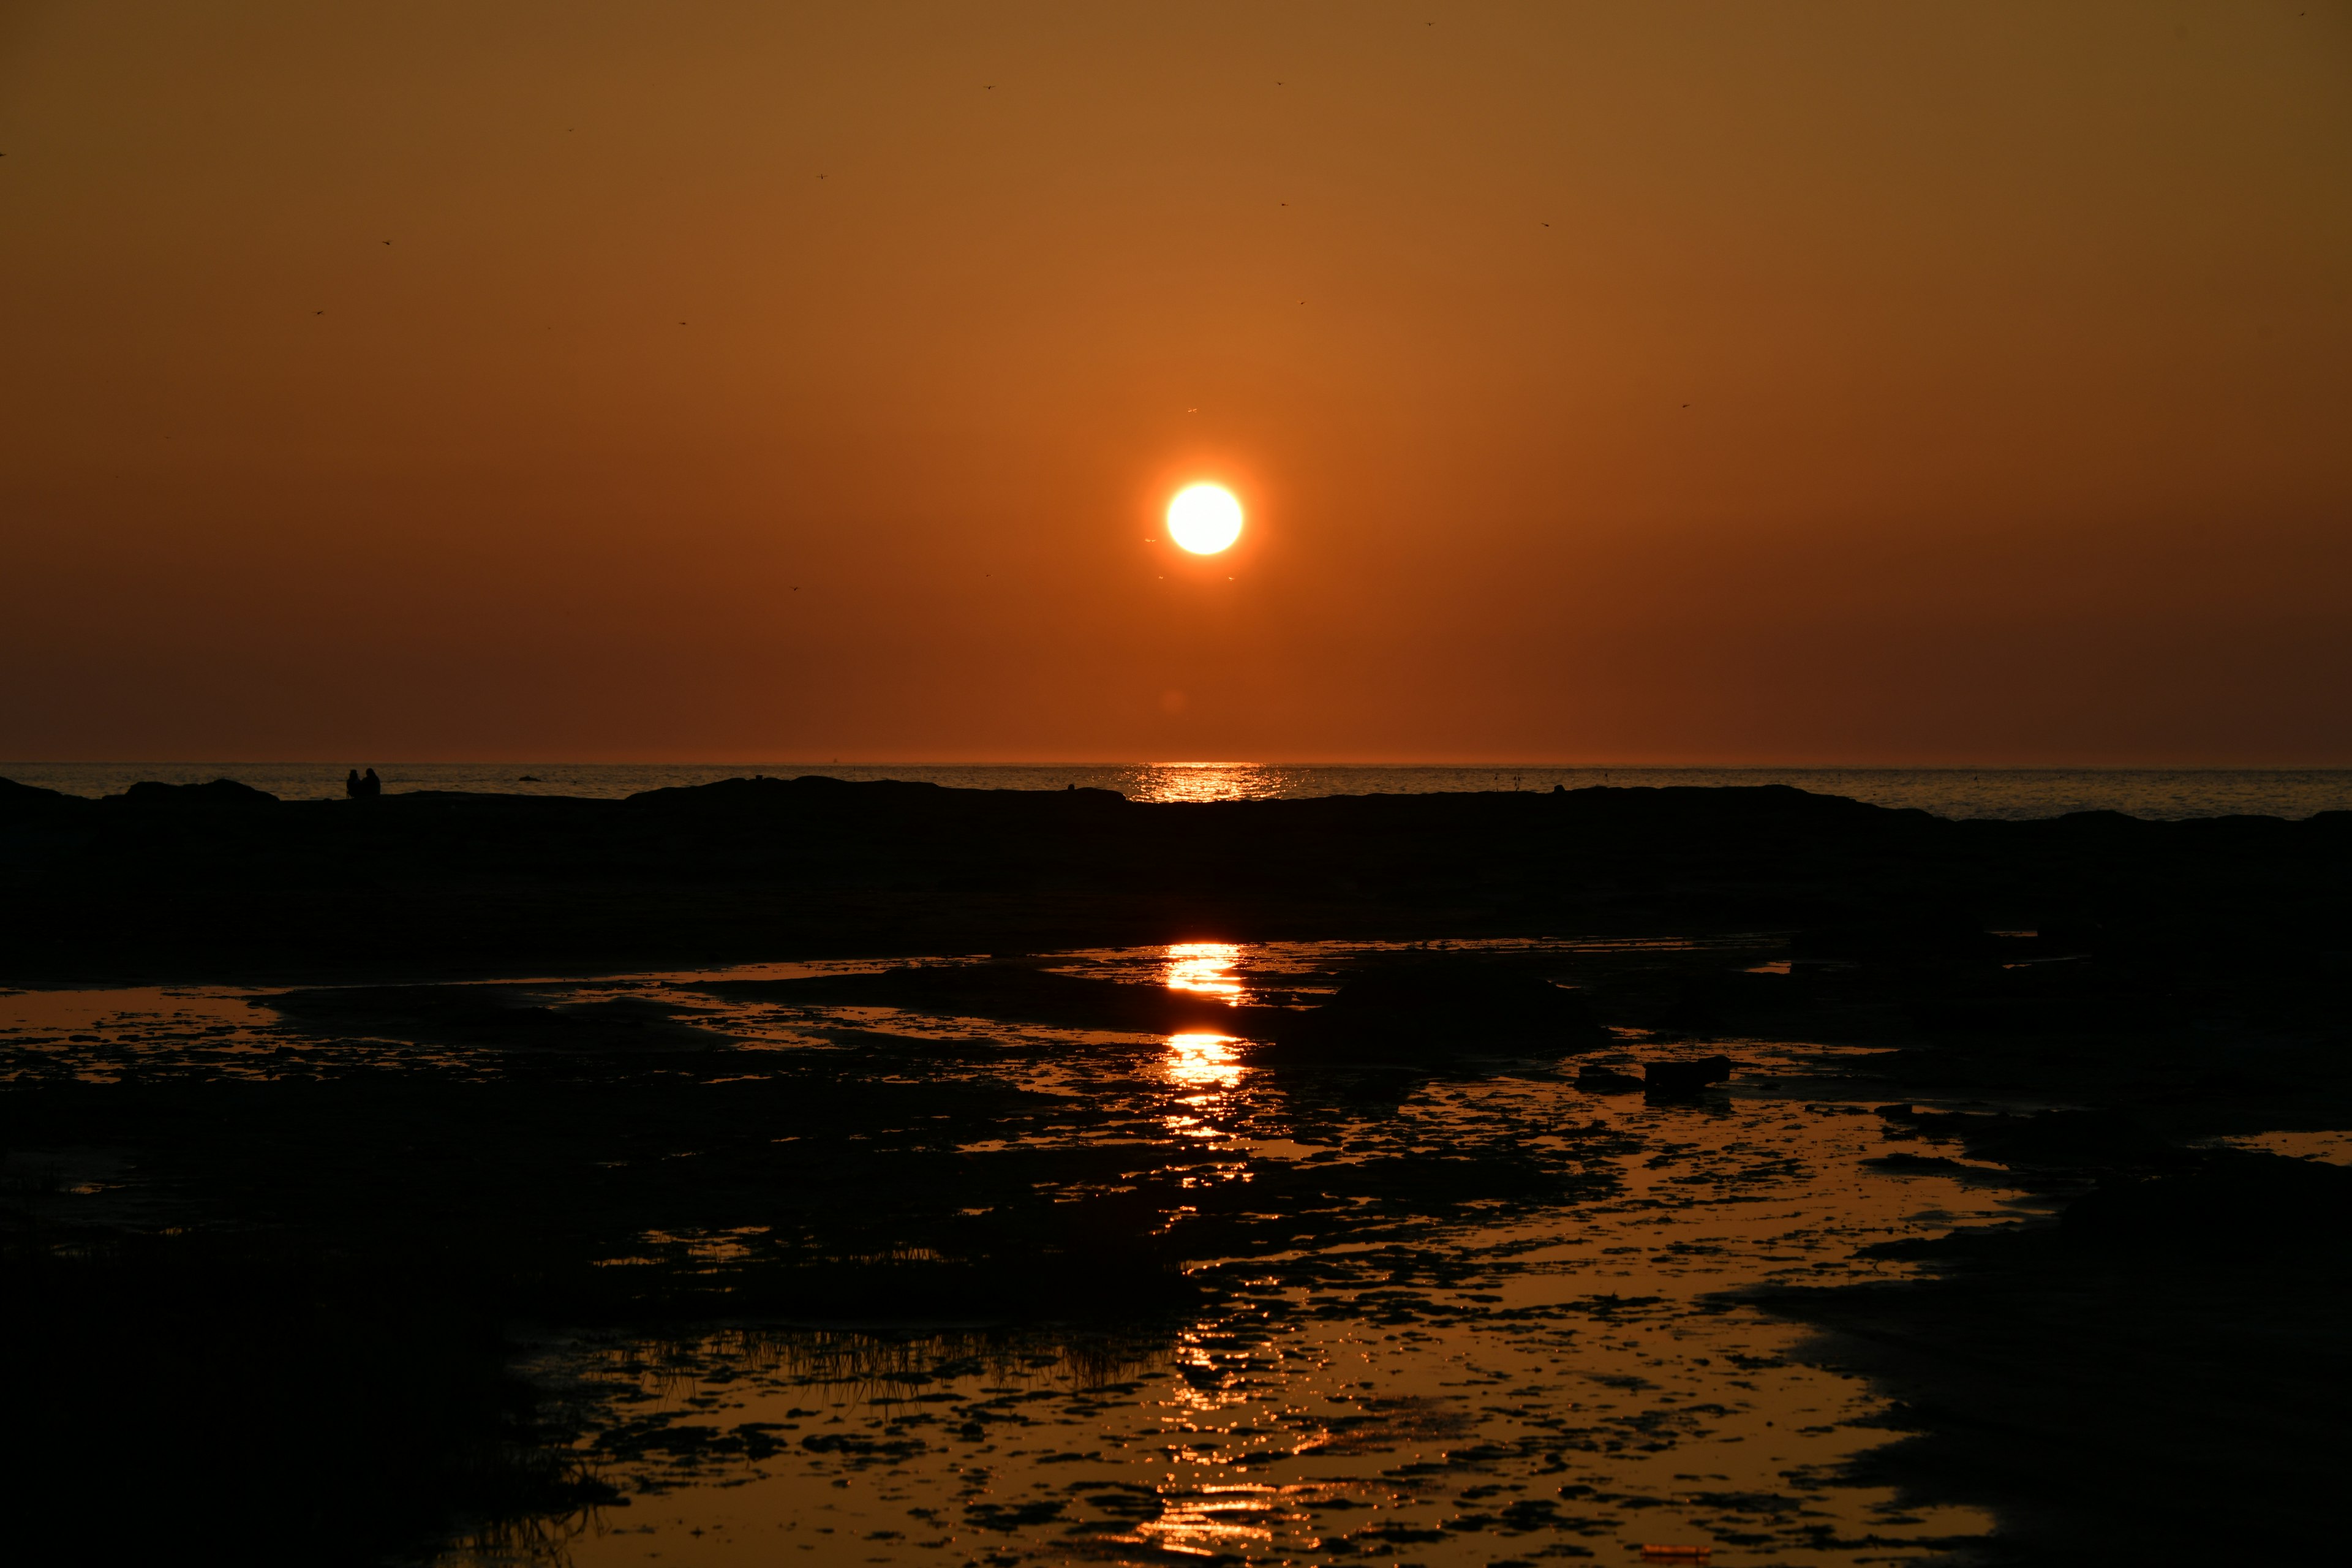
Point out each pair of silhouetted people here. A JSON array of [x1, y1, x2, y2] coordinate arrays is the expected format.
[[344, 767, 382, 799]]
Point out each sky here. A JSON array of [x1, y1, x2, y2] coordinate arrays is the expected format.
[[2, 1, 2347, 764]]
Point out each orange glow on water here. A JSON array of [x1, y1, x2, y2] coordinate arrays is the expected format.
[[1163, 941, 1244, 1002], [1163, 1031, 1244, 1090]]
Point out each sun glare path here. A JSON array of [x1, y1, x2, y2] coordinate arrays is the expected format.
[[1167, 483, 1243, 554], [1162, 943, 1246, 1089], [1164, 941, 1245, 1001], [1164, 1031, 1245, 1090]]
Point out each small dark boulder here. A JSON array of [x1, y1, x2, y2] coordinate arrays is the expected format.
[[1643, 1054, 1735, 1099]]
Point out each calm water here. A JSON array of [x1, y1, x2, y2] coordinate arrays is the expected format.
[[2, 938, 2062, 1566], [7, 761, 2350, 820]]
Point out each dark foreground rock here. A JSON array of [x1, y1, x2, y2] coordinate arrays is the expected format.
[[1759, 1149, 2352, 1563], [1642, 1053, 1735, 1098]]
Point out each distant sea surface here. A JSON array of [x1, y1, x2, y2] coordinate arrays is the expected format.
[[5, 762, 2349, 821]]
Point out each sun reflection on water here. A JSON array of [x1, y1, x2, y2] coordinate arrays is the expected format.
[[1162, 943, 1248, 1091], [1131, 1485, 1298, 1555], [1129, 763, 1295, 804], [1164, 1032, 1243, 1090], [1163, 941, 1245, 1002]]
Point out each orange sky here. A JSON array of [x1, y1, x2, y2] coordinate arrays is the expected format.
[[3, 1, 2347, 764]]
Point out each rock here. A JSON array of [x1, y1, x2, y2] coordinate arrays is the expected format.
[[1643, 1055, 1735, 1098], [1575, 1066, 1646, 1094]]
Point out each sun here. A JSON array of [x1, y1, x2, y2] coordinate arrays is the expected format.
[[1166, 484, 1243, 554]]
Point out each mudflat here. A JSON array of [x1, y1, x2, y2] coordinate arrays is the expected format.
[[3, 777, 2348, 1565]]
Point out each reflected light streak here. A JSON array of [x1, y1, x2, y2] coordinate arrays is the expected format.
[[1129, 763, 1292, 804], [1164, 1031, 1243, 1090], [1132, 1485, 1321, 1558], [1164, 941, 1244, 1001]]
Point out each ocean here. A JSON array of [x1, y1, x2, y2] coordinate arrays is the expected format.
[[4, 762, 2348, 820]]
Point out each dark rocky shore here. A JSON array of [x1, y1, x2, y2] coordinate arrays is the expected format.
[[3, 772, 2346, 985], [4, 775, 2349, 1564]]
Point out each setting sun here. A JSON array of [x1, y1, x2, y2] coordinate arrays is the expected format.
[[1166, 484, 1243, 554]]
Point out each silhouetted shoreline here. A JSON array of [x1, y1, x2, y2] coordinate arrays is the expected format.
[[3, 772, 2346, 986]]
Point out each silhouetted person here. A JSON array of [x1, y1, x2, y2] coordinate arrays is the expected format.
[[345, 769, 361, 797], [363, 768, 383, 798]]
